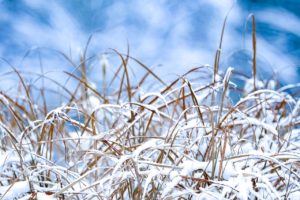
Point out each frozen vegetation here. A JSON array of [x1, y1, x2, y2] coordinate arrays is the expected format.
[[0, 19, 300, 200]]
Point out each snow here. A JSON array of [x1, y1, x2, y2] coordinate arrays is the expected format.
[[179, 160, 238, 180], [1, 78, 299, 199], [0, 181, 30, 200], [289, 191, 300, 199], [244, 78, 265, 93], [36, 193, 56, 200]]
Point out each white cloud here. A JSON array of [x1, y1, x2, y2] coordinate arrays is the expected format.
[[0, 0, 298, 85], [257, 9, 300, 37], [19, 2, 83, 52]]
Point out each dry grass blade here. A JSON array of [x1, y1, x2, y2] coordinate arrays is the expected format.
[[250, 14, 257, 91], [64, 71, 108, 103]]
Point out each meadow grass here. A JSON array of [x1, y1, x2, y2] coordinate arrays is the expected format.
[[0, 16, 300, 200]]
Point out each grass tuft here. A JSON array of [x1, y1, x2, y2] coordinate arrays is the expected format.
[[0, 15, 300, 200]]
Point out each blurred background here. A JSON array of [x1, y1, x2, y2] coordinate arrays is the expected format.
[[0, 0, 299, 89]]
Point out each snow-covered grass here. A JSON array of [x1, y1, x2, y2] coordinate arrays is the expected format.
[[1, 19, 300, 200]]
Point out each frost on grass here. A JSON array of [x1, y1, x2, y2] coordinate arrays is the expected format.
[[0, 50, 300, 200]]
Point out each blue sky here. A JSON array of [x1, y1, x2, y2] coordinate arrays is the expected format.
[[0, 0, 299, 87]]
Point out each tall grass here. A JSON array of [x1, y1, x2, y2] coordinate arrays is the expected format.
[[0, 16, 300, 200]]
